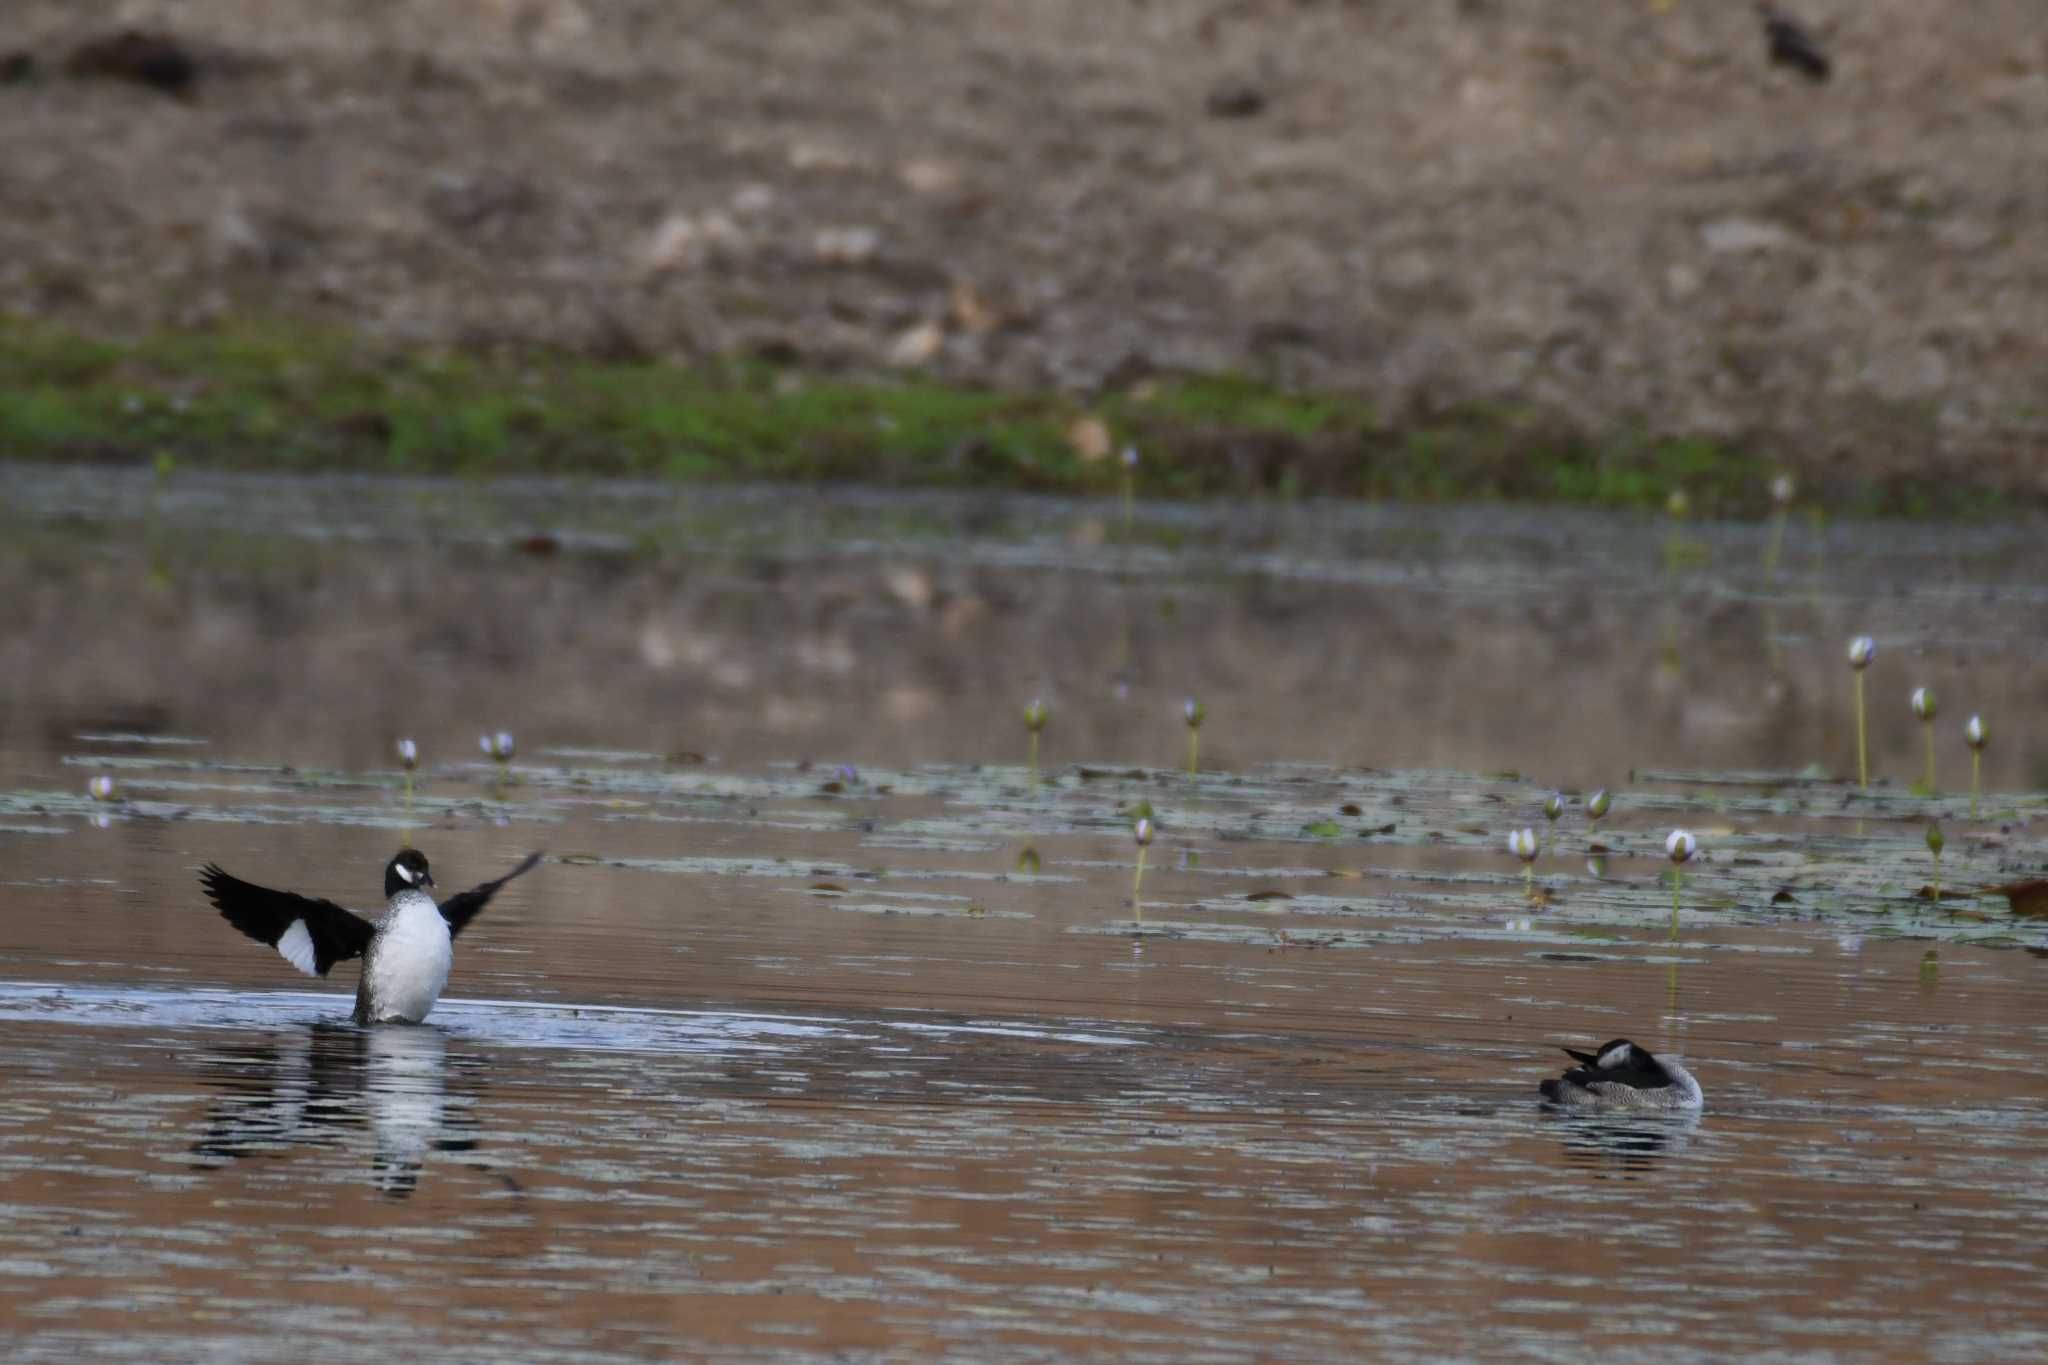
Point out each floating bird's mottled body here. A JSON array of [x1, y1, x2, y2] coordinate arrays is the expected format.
[[1539, 1038, 1703, 1111], [200, 849, 542, 1024]]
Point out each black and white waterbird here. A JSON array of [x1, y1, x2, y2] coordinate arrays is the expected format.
[[1757, 3, 1831, 82], [199, 849, 543, 1024], [1538, 1038, 1704, 1111]]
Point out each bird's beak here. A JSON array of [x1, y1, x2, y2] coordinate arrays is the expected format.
[[422, 873, 436, 888]]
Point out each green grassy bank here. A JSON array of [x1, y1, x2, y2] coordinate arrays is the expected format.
[[0, 317, 1976, 516]]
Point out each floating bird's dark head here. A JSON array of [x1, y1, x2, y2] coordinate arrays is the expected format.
[[1594, 1039, 1639, 1068], [385, 848, 435, 897]]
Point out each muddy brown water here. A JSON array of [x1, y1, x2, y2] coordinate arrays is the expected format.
[[3, 463, 2047, 1361]]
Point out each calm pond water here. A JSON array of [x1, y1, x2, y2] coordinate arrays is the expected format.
[[2, 462, 2045, 1361]]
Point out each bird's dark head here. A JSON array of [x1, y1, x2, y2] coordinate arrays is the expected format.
[[386, 848, 435, 897]]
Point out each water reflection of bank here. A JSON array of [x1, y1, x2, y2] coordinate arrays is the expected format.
[[5, 463, 2045, 788]]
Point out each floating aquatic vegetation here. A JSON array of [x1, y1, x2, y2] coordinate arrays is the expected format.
[[13, 740, 2043, 949], [1926, 822, 1945, 902], [803, 893, 1032, 920], [1911, 687, 1937, 796], [1120, 443, 1139, 536], [1507, 827, 1539, 902], [1022, 698, 1048, 785], [1764, 472, 1794, 582], [1965, 714, 1987, 818], [602, 852, 862, 881], [1131, 816, 1155, 908], [1847, 636, 1876, 788], [74, 732, 209, 747], [1583, 787, 1612, 862], [1631, 768, 1830, 789], [480, 730, 516, 801], [396, 737, 420, 833], [1665, 829, 1697, 931], [1985, 880, 2048, 918], [815, 763, 872, 797]]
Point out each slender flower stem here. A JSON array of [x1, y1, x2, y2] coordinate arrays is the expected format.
[[1671, 869, 1682, 932], [1922, 720, 1936, 795], [1970, 750, 1981, 819], [1853, 672, 1868, 789], [1932, 848, 1942, 905], [1027, 732, 1039, 785], [1764, 505, 1787, 584], [1186, 730, 1199, 777], [1523, 864, 1535, 902], [1131, 845, 1148, 908]]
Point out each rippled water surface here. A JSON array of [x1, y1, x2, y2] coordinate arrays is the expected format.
[[2, 464, 2046, 1361]]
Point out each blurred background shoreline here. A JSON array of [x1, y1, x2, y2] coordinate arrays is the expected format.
[[3, 1, 2044, 512]]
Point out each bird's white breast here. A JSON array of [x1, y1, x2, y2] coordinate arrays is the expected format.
[[363, 890, 452, 1023]]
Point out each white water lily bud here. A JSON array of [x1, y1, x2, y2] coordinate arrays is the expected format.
[[1023, 698, 1048, 733], [87, 774, 118, 802], [482, 732, 515, 761], [1665, 829, 1697, 864], [1543, 792, 1564, 822], [1183, 697, 1205, 729], [1771, 473, 1795, 506], [1911, 687, 1936, 722], [396, 737, 419, 771], [1666, 489, 1689, 518], [1120, 443, 1139, 470], [1965, 714, 1987, 751], [1847, 636, 1876, 670], [1134, 817, 1154, 847], [1586, 788, 1611, 820], [1508, 827, 1539, 862]]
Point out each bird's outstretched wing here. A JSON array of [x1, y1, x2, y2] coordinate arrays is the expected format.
[[199, 864, 376, 977], [438, 851, 544, 938]]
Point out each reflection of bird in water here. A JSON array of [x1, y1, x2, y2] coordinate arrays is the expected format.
[[1539, 1038, 1703, 1111], [190, 1023, 356, 1163], [1757, 3, 1831, 82], [189, 1022, 474, 1198], [365, 1027, 452, 1196], [1546, 1106, 1702, 1175]]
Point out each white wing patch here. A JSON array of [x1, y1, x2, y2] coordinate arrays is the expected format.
[[276, 920, 320, 975]]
